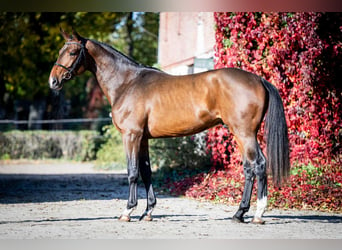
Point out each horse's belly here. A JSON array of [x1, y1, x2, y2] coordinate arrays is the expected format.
[[147, 108, 221, 138]]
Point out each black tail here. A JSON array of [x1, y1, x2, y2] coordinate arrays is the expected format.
[[261, 78, 290, 186]]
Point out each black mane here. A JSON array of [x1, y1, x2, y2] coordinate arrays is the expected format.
[[91, 39, 160, 72]]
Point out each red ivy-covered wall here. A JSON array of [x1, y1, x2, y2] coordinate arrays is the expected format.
[[208, 12, 341, 169], [165, 13, 342, 211]]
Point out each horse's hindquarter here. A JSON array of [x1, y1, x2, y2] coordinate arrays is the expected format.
[[215, 68, 267, 136]]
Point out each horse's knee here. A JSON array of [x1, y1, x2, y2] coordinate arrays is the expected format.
[[128, 175, 138, 183], [128, 167, 139, 183]]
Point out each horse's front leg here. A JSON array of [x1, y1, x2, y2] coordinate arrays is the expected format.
[[138, 138, 157, 221], [119, 131, 142, 222]]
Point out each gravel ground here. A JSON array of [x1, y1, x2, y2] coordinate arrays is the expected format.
[[0, 160, 341, 239]]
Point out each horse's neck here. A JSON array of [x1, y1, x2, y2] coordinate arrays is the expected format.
[[86, 40, 141, 106]]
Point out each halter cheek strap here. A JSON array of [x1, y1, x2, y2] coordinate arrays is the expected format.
[[54, 62, 70, 71], [54, 41, 86, 80]]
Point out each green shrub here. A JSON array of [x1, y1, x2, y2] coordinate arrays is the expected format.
[[0, 153, 11, 160], [94, 125, 211, 172], [0, 130, 102, 161], [95, 125, 126, 170], [150, 132, 211, 171]]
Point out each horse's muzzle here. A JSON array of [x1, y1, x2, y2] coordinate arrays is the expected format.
[[49, 76, 63, 91]]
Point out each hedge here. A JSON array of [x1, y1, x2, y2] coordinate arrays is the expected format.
[[94, 125, 211, 171], [0, 130, 103, 161]]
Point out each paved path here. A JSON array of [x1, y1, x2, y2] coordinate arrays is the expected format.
[[0, 161, 341, 239]]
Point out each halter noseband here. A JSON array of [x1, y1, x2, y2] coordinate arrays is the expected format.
[[54, 41, 86, 80]]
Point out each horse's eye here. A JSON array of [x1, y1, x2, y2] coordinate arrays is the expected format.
[[69, 52, 77, 56]]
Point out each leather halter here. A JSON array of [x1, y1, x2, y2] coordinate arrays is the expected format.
[[54, 41, 86, 80]]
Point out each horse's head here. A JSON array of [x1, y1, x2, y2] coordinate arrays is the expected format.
[[49, 28, 87, 90]]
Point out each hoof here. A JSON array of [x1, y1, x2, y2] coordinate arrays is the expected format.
[[232, 215, 245, 223], [143, 215, 153, 221], [251, 217, 265, 225], [139, 213, 153, 221], [118, 215, 131, 222]]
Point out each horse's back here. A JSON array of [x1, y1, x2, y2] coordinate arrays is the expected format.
[[140, 68, 266, 138]]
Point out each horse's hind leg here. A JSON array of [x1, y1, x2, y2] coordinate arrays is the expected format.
[[252, 145, 267, 224], [232, 148, 256, 223], [138, 138, 157, 221], [232, 136, 267, 224]]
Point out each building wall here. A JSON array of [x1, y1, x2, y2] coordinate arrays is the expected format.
[[158, 12, 215, 75]]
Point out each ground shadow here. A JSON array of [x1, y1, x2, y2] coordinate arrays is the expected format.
[[213, 214, 342, 225], [0, 213, 205, 225], [0, 172, 134, 203], [0, 216, 118, 225], [263, 214, 342, 224]]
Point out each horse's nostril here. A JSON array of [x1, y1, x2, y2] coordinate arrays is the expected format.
[[49, 77, 58, 89]]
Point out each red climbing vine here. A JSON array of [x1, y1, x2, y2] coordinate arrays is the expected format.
[[164, 13, 342, 212]]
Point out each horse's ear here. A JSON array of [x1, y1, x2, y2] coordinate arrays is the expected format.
[[72, 27, 82, 41], [60, 27, 70, 40]]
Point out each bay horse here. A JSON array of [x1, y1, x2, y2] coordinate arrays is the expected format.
[[49, 29, 290, 224]]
